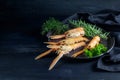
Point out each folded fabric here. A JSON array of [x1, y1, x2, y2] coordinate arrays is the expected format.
[[97, 47, 120, 72], [88, 9, 120, 25], [88, 9, 120, 31], [63, 9, 120, 31]]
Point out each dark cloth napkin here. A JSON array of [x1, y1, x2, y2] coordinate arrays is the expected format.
[[97, 47, 120, 72], [87, 9, 120, 32], [88, 9, 120, 25]]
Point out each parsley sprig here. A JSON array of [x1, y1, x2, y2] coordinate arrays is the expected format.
[[84, 44, 107, 58], [41, 18, 69, 35]]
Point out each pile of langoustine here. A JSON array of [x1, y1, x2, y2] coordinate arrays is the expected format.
[[35, 27, 101, 70]]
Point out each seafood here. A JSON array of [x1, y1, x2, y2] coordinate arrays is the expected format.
[[35, 49, 54, 60], [72, 36, 100, 57], [44, 36, 89, 45], [49, 27, 85, 39], [35, 42, 86, 70], [86, 36, 100, 49]]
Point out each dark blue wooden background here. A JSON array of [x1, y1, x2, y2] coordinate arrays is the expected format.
[[0, 0, 120, 80]]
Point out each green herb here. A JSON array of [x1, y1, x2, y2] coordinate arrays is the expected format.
[[84, 44, 107, 58], [69, 20, 109, 39], [41, 17, 69, 35]]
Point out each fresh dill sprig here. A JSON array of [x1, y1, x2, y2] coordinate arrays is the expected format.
[[41, 17, 69, 35], [69, 20, 109, 39]]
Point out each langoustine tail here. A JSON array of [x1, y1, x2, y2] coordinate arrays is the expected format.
[[49, 53, 63, 70], [49, 34, 65, 39], [44, 42, 58, 45], [35, 49, 53, 60]]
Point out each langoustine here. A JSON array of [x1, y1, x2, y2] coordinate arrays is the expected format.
[[35, 42, 86, 70], [44, 36, 89, 45], [72, 36, 100, 58], [49, 27, 85, 39]]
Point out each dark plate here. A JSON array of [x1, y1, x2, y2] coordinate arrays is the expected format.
[[47, 13, 115, 60]]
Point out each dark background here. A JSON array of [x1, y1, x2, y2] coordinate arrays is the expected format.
[[0, 0, 120, 80], [0, 0, 120, 30], [1, 0, 120, 32]]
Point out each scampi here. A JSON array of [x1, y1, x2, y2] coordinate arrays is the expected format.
[[49, 27, 85, 39], [72, 36, 100, 58], [44, 36, 89, 45], [35, 42, 86, 70]]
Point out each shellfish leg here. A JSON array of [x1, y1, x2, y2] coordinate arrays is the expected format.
[[47, 45, 60, 49], [44, 42, 58, 45], [49, 34, 65, 39], [49, 53, 63, 70], [72, 49, 85, 58], [35, 49, 54, 60]]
